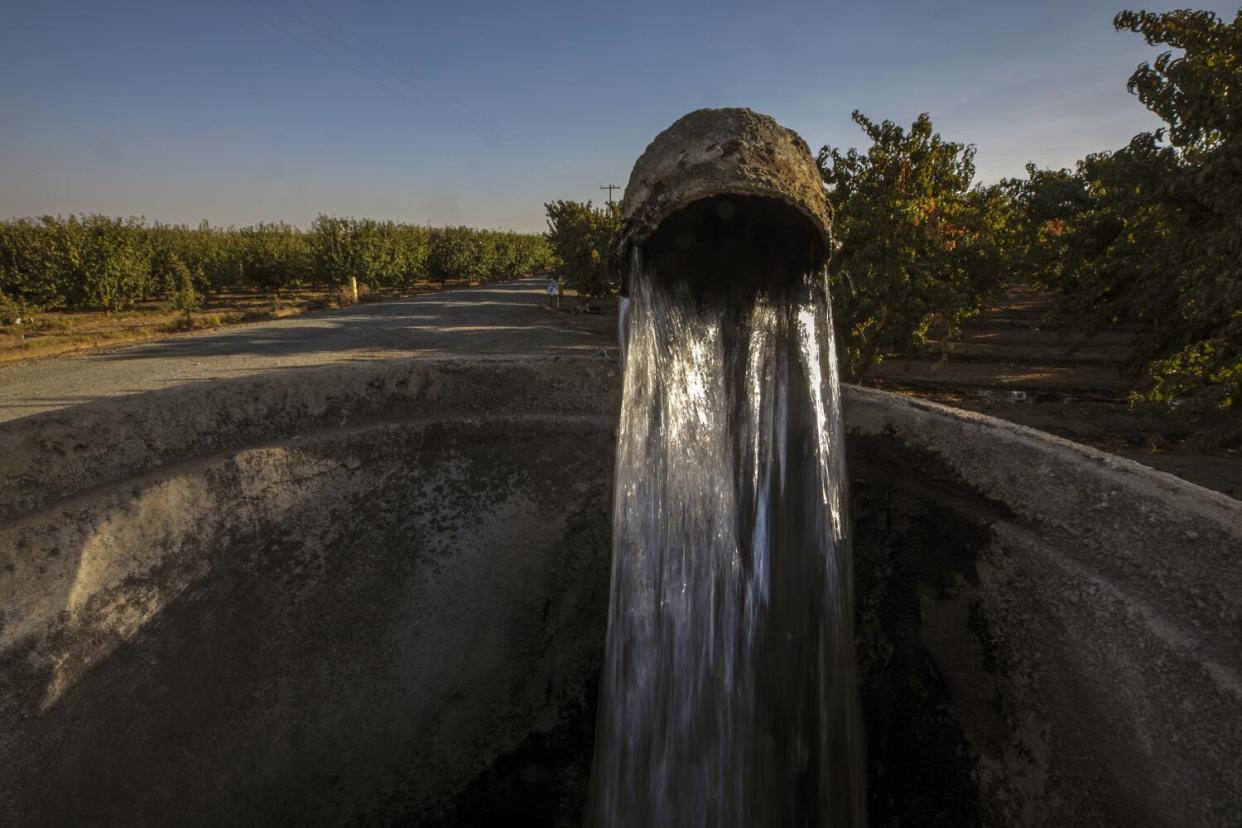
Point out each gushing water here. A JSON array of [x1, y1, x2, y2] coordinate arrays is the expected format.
[[588, 255, 864, 827]]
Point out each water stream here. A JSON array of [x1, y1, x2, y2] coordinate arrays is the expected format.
[[588, 254, 865, 826]]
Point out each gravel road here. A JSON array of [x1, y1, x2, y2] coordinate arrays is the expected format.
[[0, 278, 616, 423]]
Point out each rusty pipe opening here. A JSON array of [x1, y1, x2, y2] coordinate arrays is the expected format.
[[616, 108, 832, 298], [642, 194, 826, 297]]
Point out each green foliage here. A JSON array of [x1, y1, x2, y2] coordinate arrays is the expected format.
[[239, 223, 308, 297], [818, 112, 1005, 379], [311, 216, 429, 289], [0, 217, 65, 308], [0, 215, 549, 312], [1113, 9, 1241, 423], [147, 220, 231, 297], [1006, 9, 1242, 428], [1142, 328, 1240, 415], [427, 226, 483, 285], [422, 225, 552, 286], [0, 292, 18, 327], [168, 254, 200, 323], [62, 216, 152, 314], [491, 232, 555, 280], [997, 164, 1093, 290], [543, 200, 621, 298], [1117, 9, 1240, 157]]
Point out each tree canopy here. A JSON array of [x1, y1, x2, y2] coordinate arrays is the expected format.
[[818, 111, 1006, 380], [1004, 9, 1241, 428], [543, 200, 622, 299], [0, 215, 552, 313]]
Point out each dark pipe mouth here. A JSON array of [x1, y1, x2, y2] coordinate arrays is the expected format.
[[635, 194, 828, 300]]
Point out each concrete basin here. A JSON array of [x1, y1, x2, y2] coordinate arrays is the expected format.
[[1, 356, 1238, 825]]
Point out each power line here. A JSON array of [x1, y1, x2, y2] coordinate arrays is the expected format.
[[600, 184, 621, 206]]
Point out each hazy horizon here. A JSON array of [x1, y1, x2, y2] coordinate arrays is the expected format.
[[3, 0, 1236, 233]]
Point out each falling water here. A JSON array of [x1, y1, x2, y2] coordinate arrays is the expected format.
[[588, 252, 864, 827]]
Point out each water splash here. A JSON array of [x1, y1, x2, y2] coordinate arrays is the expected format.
[[588, 255, 864, 827]]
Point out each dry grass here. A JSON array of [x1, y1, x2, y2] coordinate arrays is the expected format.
[[0, 280, 472, 365]]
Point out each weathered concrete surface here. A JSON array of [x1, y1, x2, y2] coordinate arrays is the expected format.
[[0, 358, 619, 826], [1, 358, 1239, 825], [615, 108, 832, 274], [846, 387, 1242, 827], [0, 355, 620, 523]]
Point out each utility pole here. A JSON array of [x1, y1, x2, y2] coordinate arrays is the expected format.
[[600, 184, 621, 207]]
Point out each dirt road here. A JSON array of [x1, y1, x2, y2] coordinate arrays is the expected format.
[[0, 279, 616, 423]]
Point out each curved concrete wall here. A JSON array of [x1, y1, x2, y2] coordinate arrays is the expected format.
[[0, 356, 622, 523], [1, 357, 1238, 825], [843, 387, 1242, 826], [0, 358, 620, 826]]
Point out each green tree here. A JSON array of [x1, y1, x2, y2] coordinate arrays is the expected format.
[[197, 222, 244, 296], [543, 200, 620, 298], [168, 254, 200, 325], [426, 226, 481, 286], [495, 233, 554, 279], [0, 214, 551, 313], [394, 224, 432, 285], [997, 164, 1093, 290], [1012, 10, 1242, 428], [310, 215, 416, 290], [63, 216, 152, 314], [309, 215, 354, 288], [0, 217, 65, 309], [1111, 9, 1240, 422], [240, 223, 308, 298], [818, 112, 1005, 379]]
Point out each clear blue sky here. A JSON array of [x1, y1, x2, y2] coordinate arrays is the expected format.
[[1, 0, 1235, 232]]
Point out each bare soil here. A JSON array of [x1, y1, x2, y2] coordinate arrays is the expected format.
[[864, 285, 1240, 499]]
